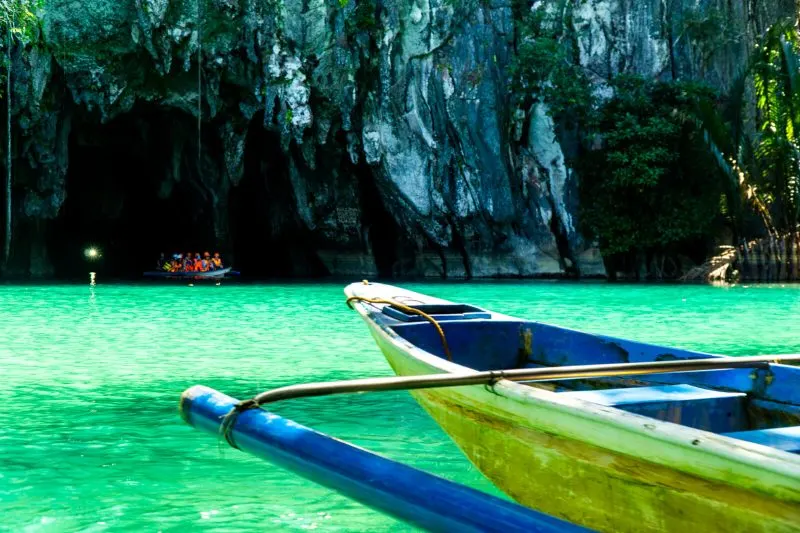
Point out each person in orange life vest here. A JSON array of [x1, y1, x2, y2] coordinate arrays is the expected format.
[[193, 253, 204, 272], [202, 252, 213, 271], [170, 254, 182, 272], [212, 252, 223, 269]]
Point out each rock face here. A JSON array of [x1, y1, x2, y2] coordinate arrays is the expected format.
[[1, 0, 795, 278]]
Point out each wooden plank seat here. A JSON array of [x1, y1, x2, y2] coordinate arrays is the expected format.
[[722, 426, 800, 453], [559, 384, 747, 433]]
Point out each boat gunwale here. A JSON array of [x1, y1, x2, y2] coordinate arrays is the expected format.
[[344, 282, 800, 502], [143, 267, 233, 279]]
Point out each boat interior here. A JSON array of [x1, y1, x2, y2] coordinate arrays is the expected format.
[[378, 302, 800, 455]]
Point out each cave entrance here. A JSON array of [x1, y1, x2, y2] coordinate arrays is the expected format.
[[229, 113, 327, 278], [50, 105, 216, 279], [354, 157, 401, 278]]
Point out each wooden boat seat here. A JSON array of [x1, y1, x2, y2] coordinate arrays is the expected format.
[[721, 426, 800, 453], [560, 384, 748, 433]]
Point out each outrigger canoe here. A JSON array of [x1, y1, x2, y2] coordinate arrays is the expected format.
[[143, 267, 235, 279], [179, 385, 589, 532], [344, 282, 800, 533]]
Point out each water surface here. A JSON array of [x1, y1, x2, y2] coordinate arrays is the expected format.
[[2, 281, 800, 531]]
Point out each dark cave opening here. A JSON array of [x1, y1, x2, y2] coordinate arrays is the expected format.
[[49, 105, 217, 279], [45, 101, 406, 279], [228, 112, 327, 278], [354, 158, 401, 278]]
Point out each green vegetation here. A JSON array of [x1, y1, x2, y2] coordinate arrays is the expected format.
[[700, 20, 800, 240], [509, 2, 726, 265], [0, 0, 40, 46], [344, 0, 377, 37], [509, 3, 799, 274], [0, 0, 42, 267], [678, 5, 743, 76], [578, 77, 723, 259], [509, 3, 592, 124]]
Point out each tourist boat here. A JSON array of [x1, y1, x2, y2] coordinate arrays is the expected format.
[[143, 267, 235, 279], [179, 385, 588, 532], [344, 282, 800, 533]]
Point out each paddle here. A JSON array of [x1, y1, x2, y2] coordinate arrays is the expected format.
[[239, 354, 800, 408]]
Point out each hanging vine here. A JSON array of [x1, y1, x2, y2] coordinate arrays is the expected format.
[[3, 16, 9, 267], [196, 0, 202, 173]]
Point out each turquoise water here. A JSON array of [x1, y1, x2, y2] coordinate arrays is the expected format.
[[3, 281, 800, 532]]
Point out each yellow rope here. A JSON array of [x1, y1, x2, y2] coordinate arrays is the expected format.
[[346, 295, 453, 362]]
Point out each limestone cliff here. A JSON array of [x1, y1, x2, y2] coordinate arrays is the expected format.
[[2, 0, 795, 278]]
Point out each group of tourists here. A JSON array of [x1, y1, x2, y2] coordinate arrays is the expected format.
[[157, 252, 224, 273]]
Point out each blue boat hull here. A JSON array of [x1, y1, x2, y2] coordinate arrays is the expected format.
[[143, 267, 234, 279], [345, 282, 800, 533], [179, 385, 590, 533]]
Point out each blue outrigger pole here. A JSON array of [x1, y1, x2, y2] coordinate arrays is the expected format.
[[180, 385, 591, 533]]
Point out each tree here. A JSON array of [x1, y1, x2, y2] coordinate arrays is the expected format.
[[700, 20, 800, 239], [0, 0, 40, 269], [508, 2, 593, 126], [578, 76, 723, 270]]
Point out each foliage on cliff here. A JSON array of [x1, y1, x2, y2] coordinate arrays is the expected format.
[[572, 16, 800, 272], [700, 20, 800, 239], [1, 0, 42, 267], [0, 0, 41, 97], [509, 2, 730, 268], [578, 76, 723, 257], [0, 1, 40, 38], [509, 2, 592, 124]]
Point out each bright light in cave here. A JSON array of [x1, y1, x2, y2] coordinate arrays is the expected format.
[[84, 247, 101, 260]]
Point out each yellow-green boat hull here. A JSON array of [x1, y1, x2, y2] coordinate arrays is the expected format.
[[352, 300, 800, 533]]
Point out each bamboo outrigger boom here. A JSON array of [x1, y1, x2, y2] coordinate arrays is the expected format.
[[240, 354, 800, 408]]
